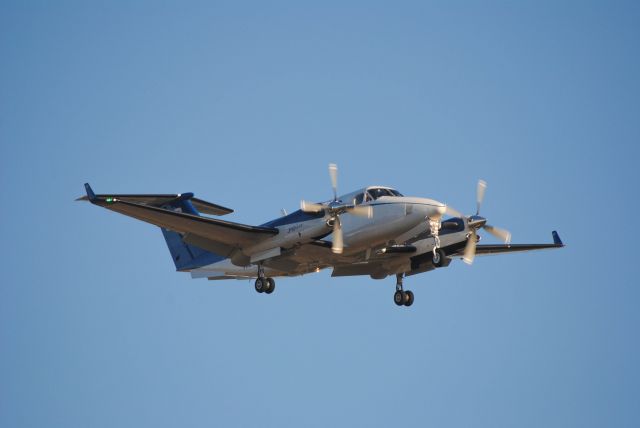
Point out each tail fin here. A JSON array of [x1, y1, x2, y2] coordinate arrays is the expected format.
[[160, 196, 223, 271], [162, 228, 222, 271]]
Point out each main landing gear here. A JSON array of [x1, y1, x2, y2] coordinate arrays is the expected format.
[[255, 277, 275, 294], [254, 265, 275, 294], [394, 273, 414, 307]]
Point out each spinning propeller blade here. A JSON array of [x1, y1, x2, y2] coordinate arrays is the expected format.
[[329, 163, 338, 201], [349, 205, 373, 218], [445, 205, 464, 218], [463, 230, 477, 265], [332, 219, 343, 254], [476, 179, 487, 215], [300, 200, 325, 213], [484, 225, 511, 244]]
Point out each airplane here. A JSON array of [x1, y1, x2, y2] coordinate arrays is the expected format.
[[77, 164, 564, 307]]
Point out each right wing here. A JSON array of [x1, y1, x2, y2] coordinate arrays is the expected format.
[[449, 231, 565, 258]]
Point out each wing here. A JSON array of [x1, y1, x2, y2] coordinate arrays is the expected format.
[[320, 231, 565, 278], [76, 192, 233, 216], [80, 184, 278, 254], [448, 231, 565, 258]]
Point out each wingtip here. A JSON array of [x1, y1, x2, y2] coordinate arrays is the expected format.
[[552, 230, 564, 246]]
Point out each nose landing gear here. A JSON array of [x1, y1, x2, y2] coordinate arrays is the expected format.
[[394, 273, 414, 307], [432, 248, 446, 268], [428, 217, 442, 261]]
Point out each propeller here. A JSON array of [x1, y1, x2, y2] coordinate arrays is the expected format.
[[329, 163, 338, 201], [463, 230, 477, 265], [484, 225, 511, 243], [332, 217, 343, 254], [445, 205, 464, 219], [448, 180, 511, 265], [301, 163, 372, 254], [476, 179, 486, 215]]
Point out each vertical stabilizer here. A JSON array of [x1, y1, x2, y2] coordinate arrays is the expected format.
[[160, 195, 223, 270]]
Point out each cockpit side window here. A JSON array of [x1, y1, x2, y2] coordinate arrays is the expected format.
[[389, 189, 404, 197], [353, 193, 365, 205]]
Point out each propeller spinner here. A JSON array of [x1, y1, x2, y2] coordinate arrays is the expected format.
[[301, 163, 372, 254]]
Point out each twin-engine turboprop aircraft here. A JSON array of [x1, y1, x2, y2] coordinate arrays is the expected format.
[[78, 164, 563, 307]]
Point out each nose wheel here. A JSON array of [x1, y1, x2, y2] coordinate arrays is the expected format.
[[394, 274, 414, 307], [432, 248, 446, 267]]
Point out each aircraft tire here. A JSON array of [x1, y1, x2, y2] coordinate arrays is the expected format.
[[433, 249, 446, 267], [404, 290, 414, 306], [255, 278, 265, 293], [265, 278, 276, 294], [394, 290, 405, 306]]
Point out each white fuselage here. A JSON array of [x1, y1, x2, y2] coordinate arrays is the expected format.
[[192, 191, 449, 278]]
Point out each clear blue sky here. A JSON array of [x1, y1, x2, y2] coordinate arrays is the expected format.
[[2, 1, 639, 427]]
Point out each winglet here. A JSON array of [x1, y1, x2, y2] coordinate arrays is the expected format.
[[84, 183, 97, 202], [552, 231, 563, 246]]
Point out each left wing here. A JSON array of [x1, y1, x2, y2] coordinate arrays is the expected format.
[[449, 231, 564, 258], [79, 184, 278, 250], [76, 192, 233, 216]]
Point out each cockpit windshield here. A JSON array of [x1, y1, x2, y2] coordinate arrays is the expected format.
[[366, 188, 403, 201]]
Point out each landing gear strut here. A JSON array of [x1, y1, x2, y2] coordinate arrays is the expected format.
[[429, 217, 442, 261], [254, 265, 275, 294], [393, 273, 414, 307]]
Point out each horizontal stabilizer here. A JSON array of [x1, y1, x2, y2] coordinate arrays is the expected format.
[[76, 184, 233, 216]]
